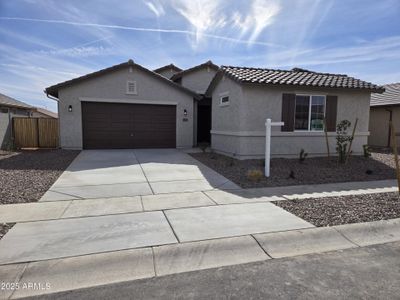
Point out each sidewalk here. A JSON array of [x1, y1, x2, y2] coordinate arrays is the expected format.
[[2, 218, 399, 299], [0, 179, 397, 223]]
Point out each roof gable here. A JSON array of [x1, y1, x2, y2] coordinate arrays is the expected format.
[[171, 60, 219, 81], [153, 63, 182, 74], [45, 60, 200, 99], [371, 83, 400, 107], [206, 66, 384, 95]]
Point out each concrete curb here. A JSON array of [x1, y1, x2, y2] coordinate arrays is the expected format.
[[1, 218, 399, 299], [334, 218, 400, 246]]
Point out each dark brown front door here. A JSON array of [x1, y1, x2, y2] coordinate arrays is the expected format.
[[82, 102, 176, 149]]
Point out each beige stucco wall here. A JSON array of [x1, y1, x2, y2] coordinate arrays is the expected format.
[[211, 76, 371, 158], [180, 67, 218, 94], [58, 66, 195, 149], [369, 106, 400, 147]]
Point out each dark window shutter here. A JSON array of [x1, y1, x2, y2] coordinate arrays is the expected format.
[[281, 93, 295, 131], [325, 95, 338, 132]]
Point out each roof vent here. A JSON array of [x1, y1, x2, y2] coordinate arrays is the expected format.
[[126, 80, 137, 95]]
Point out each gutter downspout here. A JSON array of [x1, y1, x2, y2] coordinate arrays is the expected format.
[[45, 91, 59, 102], [386, 108, 393, 147]]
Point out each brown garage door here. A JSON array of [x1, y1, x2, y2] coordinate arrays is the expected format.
[[82, 102, 176, 149]]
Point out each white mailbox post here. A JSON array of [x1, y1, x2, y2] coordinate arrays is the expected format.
[[265, 118, 284, 177]]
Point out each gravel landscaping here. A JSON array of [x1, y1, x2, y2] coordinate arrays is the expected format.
[[273, 192, 400, 227], [0, 150, 79, 204], [190, 151, 397, 188], [0, 223, 14, 240]]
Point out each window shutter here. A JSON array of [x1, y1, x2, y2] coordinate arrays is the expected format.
[[325, 95, 338, 132], [281, 93, 295, 131]]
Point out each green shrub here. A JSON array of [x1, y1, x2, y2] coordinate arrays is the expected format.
[[299, 149, 308, 163], [363, 145, 371, 158]]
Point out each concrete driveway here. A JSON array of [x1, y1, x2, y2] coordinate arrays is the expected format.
[[40, 149, 240, 201]]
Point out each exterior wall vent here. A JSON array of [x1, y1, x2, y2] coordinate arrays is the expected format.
[[126, 81, 137, 95]]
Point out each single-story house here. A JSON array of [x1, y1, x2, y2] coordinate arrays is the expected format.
[[45, 60, 384, 158], [153, 64, 182, 79], [369, 83, 400, 147], [0, 93, 34, 149]]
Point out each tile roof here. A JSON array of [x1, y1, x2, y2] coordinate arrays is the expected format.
[[0, 93, 33, 109], [45, 60, 200, 99], [220, 66, 385, 93], [171, 60, 219, 81], [370, 83, 400, 106]]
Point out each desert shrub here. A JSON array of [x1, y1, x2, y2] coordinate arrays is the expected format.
[[247, 169, 264, 182], [198, 142, 209, 153], [336, 120, 353, 163], [363, 144, 371, 158], [299, 149, 308, 163]]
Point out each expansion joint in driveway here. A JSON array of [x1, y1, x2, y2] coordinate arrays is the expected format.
[[332, 227, 361, 247], [162, 210, 181, 243], [250, 234, 272, 259]]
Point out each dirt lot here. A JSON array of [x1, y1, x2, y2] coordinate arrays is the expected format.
[[273, 192, 400, 226], [0, 150, 80, 204], [191, 151, 397, 188]]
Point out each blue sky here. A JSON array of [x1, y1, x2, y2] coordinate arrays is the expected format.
[[0, 0, 399, 112]]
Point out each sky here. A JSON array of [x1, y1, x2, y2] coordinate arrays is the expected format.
[[0, 0, 399, 112]]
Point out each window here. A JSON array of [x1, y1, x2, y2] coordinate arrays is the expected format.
[[219, 93, 230, 106], [294, 95, 325, 131], [126, 81, 137, 95]]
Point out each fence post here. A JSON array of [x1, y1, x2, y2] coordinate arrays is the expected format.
[[265, 119, 284, 177]]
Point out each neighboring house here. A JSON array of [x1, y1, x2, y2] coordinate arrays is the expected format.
[[205, 66, 384, 159], [369, 83, 400, 147], [46, 60, 384, 158], [45, 60, 199, 150], [153, 64, 182, 79], [0, 93, 34, 149], [32, 107, 58, 119]]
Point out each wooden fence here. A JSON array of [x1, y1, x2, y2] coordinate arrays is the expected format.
[[13, 118, 59, 148]]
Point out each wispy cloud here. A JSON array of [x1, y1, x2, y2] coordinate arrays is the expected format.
[[170, 0, 227, 47], [0, 0, 399, 112], [36, 36, 114, 58], [143, 0, 165, 17], [0, 17, 282, 48], [38, 46, 112, 57], [233, 0, 281, 44], [263, 36, 400, 68]]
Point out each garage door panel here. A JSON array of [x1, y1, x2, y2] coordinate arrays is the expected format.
[[82, 102, 176, 149]]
